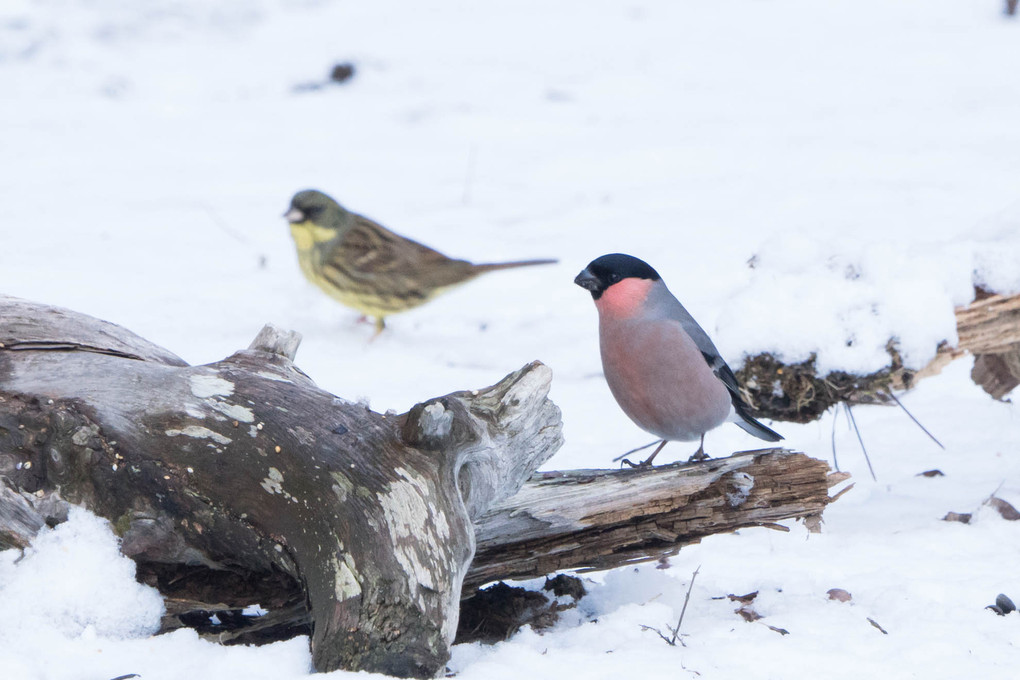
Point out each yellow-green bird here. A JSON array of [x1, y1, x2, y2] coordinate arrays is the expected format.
[[284, 189, 558, 334]]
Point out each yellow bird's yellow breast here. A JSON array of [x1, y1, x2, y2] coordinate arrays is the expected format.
[[288, 220, 455, 319], [289, 221, 338, 251]]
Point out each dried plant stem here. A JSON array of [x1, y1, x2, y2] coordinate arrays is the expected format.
[[670, 565, 701, 646]]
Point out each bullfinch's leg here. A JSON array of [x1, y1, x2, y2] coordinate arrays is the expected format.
[[687, 434, 709, 462], [613, 439, 659, 464]]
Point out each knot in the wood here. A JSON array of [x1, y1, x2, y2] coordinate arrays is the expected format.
[[401, 398, 471, 451], [418, 401, 453, 440], [248, 324, 302, 360], [725, 471, 755, 507]]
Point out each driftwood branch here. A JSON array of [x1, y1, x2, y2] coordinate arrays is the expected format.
[[737, 290, 1020, 421], [0, 295, 843, 675], [469, 450, 840, 590]]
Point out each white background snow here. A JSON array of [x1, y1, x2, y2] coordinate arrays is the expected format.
[[2, 0, 1019, 677]]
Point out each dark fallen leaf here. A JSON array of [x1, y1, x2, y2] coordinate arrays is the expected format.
[[942, 512, 972, 524], [996, 593, 1016, 614], [109, 675, 141, 680], [727, 591, 759, 604], [867, 617, 889, 634], [764, 624, 790, 635], [986, 496, 1020, 521], [917, 469, 944, 477], [330, 62, 356, 84], [826, 588, 852, 603], [736, 606, 761, 622], [542, 574, 586, 600]]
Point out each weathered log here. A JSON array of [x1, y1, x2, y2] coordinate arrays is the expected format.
[[737, 291, 1020, 421], [0, 295, 844, 669], [469, 449, 842, 589], [0, 295, 562, 678]]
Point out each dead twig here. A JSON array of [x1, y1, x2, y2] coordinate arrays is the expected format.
[[670, 566, 700, 646], [844, 403, 877, 481], [639, 565, 701, 647], [885, 391, 944, 450], [830, 404, 841, 472]]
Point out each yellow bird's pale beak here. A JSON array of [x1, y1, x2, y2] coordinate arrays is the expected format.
[[284, 208, 305, 223]]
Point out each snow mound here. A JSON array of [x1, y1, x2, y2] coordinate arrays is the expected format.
[[0, 507, 164, 640], [717, 224, 1020, 375]]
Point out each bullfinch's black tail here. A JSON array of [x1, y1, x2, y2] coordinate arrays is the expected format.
[[733, 403, 783, 442]]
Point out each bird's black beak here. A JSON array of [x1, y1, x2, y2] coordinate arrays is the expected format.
[[574, 268, 602, 295], [284, 207, 304, 223]]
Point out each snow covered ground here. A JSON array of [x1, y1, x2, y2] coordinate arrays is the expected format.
[[2, 0, 1019, 677]]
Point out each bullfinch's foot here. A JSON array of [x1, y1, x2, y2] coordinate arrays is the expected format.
[[619, 457, 656, 468], [619, 440, 669, 468], [685, 434, 710, 462], [687, 448, 710, 462]]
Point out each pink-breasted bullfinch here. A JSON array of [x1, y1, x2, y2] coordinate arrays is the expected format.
[[575, 253, 782, 465]]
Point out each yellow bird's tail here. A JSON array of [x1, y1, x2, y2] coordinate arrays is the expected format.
[[472, 258, 558, 273]]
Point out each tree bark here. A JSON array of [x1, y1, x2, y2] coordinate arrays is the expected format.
[[0, 295, 844, 673]]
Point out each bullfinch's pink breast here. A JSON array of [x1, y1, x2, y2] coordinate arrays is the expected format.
[[593, 277, 653, 319], [596, 285, 732, 441]]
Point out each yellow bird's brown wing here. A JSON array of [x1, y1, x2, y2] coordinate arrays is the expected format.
[[318, 213, 479, 313]]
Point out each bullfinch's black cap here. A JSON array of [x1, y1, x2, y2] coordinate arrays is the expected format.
[[574, 253, 660, 299]]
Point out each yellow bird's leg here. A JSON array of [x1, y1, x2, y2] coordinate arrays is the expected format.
[[372, 316, 386, 338]]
